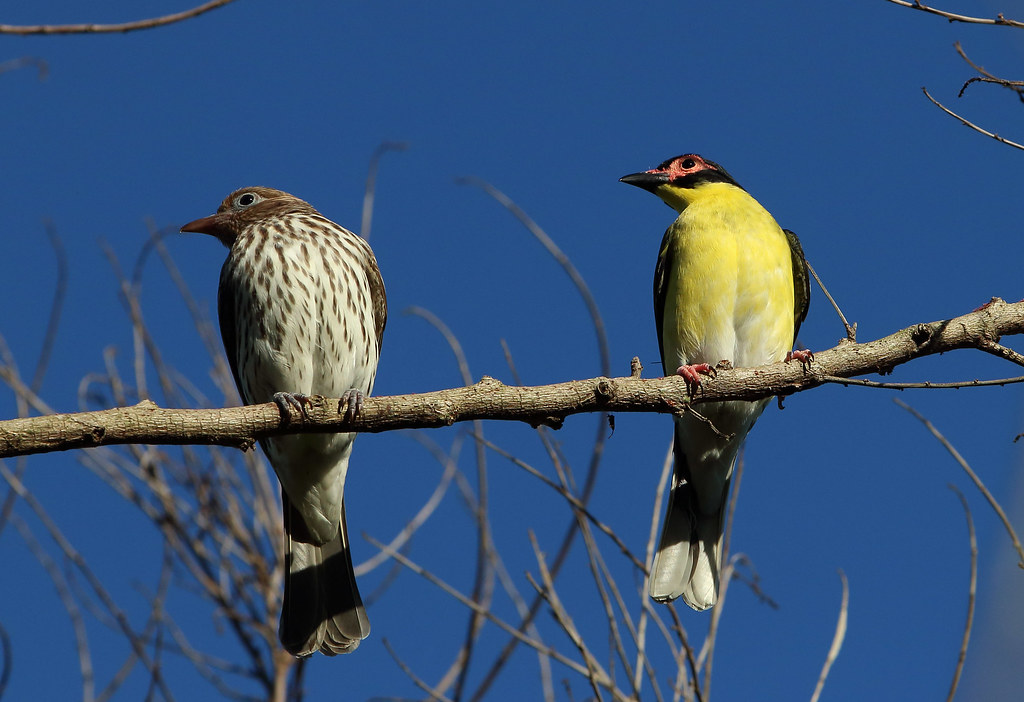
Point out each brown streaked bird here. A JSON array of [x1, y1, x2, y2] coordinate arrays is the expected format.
[[182, 187, 387, 656]]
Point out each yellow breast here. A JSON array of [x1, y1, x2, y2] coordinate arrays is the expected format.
[[659, 182, 795, 370]]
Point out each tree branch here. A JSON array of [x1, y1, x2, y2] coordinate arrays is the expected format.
[[882, 0, 1024, 28], [1, 298, 1021, 459], [0, 0, 239, 35], [922, 87, 1024, 151]]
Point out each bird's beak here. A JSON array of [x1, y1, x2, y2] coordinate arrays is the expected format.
[[619, 170, 670, 193], [181, 213, 235, 246]]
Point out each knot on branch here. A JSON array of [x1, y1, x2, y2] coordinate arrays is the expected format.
[[910, 324, 933, 346], [594, 378, 615, 402], [476, 375, 504, 389]]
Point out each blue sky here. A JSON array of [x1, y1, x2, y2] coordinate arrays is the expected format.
[[1, 1, 1022, 700]]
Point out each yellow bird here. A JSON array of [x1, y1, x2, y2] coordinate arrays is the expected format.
[[621, 154, 810, 610]]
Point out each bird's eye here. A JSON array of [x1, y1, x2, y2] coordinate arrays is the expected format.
[[235, 192, 259, 208], [681, 158, 697, 170]]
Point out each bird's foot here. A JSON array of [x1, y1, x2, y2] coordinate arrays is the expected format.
[[675, 363, 716, 395], [273, 392, 313, 424], [338, 388, 365, 423], [785, 348, 814, 370]]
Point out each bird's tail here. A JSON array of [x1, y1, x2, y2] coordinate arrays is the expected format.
[[279, 493, 370, 656], [649, 451, 731, 611]]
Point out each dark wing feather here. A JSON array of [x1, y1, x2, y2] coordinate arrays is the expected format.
[[783, 229, 811, 340], [217, 263, 246, 400], [366, 255, 387, 354], [652, 226, 675, 373]]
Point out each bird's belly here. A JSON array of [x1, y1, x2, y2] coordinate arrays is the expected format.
[[661, 219, 794, 371]]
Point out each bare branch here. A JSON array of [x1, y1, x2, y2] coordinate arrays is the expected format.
[[882, 0, 1024, 28], [356, 432, 460, 576], [476, 434, 645, 571], [806, 261, 856, 342], [946, 487, 976, 702], [459, 180, 613, 701], [955, 43, 1024, 101], [9, 513, 94, 700], [896, 399, 1024, 567], [0, 619, 10, 700], [456, 177, 611, 378], [31, 221, 69, 393], [977, 339, 1024, 367], [406, 306, 494, 700], [0, 0, 240, 35], [526, 532, 617, 702], [922, 87, 1024, 150], [360, 141, 408, 241], [364, 534, 594, 680], [809, 570, 849, 702], [0, 56, 48, 79], [822, 375, 1024, 390], [2, 299, 1022, 459], [0, 463, 175, 700], [382, 638, 455, 702]]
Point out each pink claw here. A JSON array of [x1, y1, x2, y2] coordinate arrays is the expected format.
[[786, 349, 814, 369], [675, 362, 715, 393]]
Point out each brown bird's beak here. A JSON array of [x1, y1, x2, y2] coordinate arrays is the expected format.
[[619, 170, 670, 193], [181, 213, 235, 246]]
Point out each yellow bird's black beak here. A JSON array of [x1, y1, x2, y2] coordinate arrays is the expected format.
[[619, 170, 670, 193]]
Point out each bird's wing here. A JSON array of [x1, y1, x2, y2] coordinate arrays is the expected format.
[[652, 226, 676, 372], [217, 263, 246, 402], [366, 255, 387, 354], [783, 228, 811, 340]]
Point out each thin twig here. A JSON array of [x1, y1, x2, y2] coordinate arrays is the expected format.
[[945, 487, 976, 702], [821, 375, 1024, 390], [360, 141, 408, 241], [9, 512, 94, 701], [882, 0, 1024, 28], [0, 463, 175, 700], [31, 221, 69, 393], [455, 177, 611, 378], [809, 570, 849, 702], [646, 444, 700, 702], [0, 0, 240, 35], [922, 87, 1024, 151], [364, 534, 596, 679], [0, 619, 10, 701], [526, 532, 612, 702], [356, 432, 460, 575], [497, 340, 604, 699], [955, 42, 1024, 101], [642, 443, 688, 698], [701, 450, 749, 700], [459, 178, 613, 702], [895, 399, 1024, 567], [805, 261, 855, 342], [382, 639, 455, 702], [405, 306, 494, 701], [474, 434, 645, 571], [977, 340, 1024, 368], [0, 56, 48, 78]]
